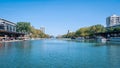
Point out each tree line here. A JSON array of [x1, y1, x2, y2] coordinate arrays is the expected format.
[[61, 24, 120, 39], [16, 22, 49, 38]]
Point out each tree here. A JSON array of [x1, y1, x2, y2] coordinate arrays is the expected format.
[[61, 32, 75, 38], [16, 22, 31, 34], [29, 26, 49, 38], [113, 27, 120, 32], [106, 27, 113, 32], [62, 24, 106, 38], [89, 24, 106, 35], [16, 22, 49, 38], [75, 27, 90, 37]]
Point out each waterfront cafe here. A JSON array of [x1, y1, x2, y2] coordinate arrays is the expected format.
[[0, 18, 25, 41]]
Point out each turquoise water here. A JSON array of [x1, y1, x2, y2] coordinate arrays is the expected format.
[[0, 39, 120, 68]]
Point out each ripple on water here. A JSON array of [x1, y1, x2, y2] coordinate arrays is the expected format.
[[0, 39, 120, 68]]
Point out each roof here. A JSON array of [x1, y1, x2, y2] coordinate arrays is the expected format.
[[0, 18, 16, 25], [110, 14, 120, 17]]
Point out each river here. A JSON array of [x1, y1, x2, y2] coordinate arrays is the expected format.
[[0, 39, 120, 68]]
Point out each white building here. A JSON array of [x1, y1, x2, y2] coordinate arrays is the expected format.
[[40, 26, 45, 33], [106, 14, 120, 27], [0, 18, 16, 32], [0, 18, 25, 40]]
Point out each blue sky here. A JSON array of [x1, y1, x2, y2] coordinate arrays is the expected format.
[[0, 0, 120, 36]]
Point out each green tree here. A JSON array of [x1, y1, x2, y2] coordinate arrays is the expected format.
[[63, 24, 106, 38], [113, 27, 120, 32], [106, 27, 114, 32], [75, 27, 90, 37], [16, 22, 31, 34], [61, 32, 75, 38], [30, 26, 49, 38], [16, 22, 49, 38], [89, 24, 106, 35]]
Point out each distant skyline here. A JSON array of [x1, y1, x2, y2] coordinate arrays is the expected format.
[[0, 0, 120, 36]]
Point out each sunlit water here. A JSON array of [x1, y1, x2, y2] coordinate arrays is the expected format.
[[0, 39, 120, 68]]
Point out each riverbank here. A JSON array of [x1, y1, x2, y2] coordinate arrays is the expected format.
[[0, 40, 24, 43], [0, 38, 49, 43]]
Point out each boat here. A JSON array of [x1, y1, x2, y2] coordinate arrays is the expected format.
[[97, 36, 107, 43]]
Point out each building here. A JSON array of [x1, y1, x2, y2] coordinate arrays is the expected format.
[[106, 14, 120, 27], [40, 26, 45, 33], [0, 18, 16, 32], [95, 14, 120, 40], [0, 18, 24, 40]]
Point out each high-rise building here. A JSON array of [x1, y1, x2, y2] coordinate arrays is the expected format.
[[106, 14, 120, 27], [40, 26, 45, 33]]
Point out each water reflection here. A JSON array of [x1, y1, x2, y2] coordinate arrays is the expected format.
[[0, 41, 32, 49], [0, 39, 120, 68], [0, 41, 32, 55], [67, 39, 120, 46], [106, 45, 120, 68]]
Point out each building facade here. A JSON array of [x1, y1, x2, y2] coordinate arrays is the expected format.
[[40, 26, 45, 33], [0, 18, 16, 32], [0, 18, 25, 40], [106, 14, 120, 27]]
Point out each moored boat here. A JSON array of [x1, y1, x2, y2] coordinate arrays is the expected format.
[[97, 36, 107, 43]]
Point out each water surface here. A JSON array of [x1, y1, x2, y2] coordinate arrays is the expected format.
[[0, 39, 120, 68]]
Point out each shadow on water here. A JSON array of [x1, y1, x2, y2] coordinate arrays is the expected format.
[[61, 39, 120, 68]]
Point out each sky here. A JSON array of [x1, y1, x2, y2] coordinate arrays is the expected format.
[[0, 0, 120, 36]]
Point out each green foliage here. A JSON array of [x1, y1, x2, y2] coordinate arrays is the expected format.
[[62, 32, 75, 38], [113, 27, 120, 32], [75, 27, 90, 37], [16, 22, 49, 38], [106, 27, 120, 32], [16, 22, 31, 34], [62, 24, 106, 38], [89, 24, 106, 35], [75, 24, 106, 37], [106, 27, 114, 32]]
